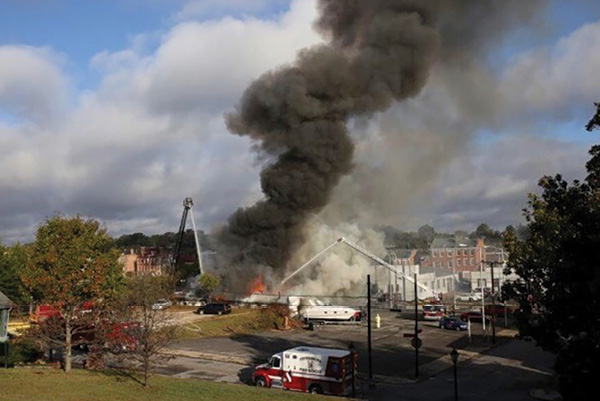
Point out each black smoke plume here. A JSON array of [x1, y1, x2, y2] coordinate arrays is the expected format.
[[219, 0, 546, 288]]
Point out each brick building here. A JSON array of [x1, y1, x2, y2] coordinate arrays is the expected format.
[[119, 247, 173, 276], [420, 237, 486, 272]]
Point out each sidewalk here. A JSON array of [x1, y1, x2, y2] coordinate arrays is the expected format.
[[362, 334, 558, 401]]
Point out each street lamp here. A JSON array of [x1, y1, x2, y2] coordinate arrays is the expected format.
[[450, 348, 459, 401]]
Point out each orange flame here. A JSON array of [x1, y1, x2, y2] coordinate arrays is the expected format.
[[248, 275, 266, 294]]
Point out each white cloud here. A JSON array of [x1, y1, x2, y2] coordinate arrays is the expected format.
[[0, 0, 321, 243], [0, 46, 69, 123], [173, 0, 289, 22], [503, 20, 600, 120], [141, 0, 322, 115]]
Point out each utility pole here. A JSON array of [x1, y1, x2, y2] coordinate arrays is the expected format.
[[367, 274, 373, 380], [490, 261, 496, 344], [452, 248, 457, 313], [480, 260, 486, 332], [414, 273, 419, 378], [402, 264, 407, 302], [387, 251, 393, 310]]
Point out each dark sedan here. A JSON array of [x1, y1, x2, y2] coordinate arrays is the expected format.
[[439, 316, 468, 331], [197, 302, 231, 315]]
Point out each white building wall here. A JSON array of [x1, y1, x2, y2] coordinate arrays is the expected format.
[[463, 265, 518, 291]]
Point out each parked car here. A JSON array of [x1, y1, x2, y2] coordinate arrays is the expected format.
[[456, 292, 483, 302], [468, 292, 483, 301], [197, 303, 231, 315], [485, 304, 518, 317], [106, 321, 140, 354], [455, 293, 471, 302], [151, 299, 172, 310], [460, 310, 490, 323], [439, 316, 468, 331]]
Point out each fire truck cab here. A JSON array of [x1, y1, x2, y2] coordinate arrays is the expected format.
[[253, 346, 354, 395]]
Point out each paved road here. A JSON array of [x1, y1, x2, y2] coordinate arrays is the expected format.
[[156, 333, 555, 401], [169, 310, 508, 379], [366, 338, 556, 401], [151, 309, 559, 400]]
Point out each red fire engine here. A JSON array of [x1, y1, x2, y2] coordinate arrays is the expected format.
[[253, 346, 355, 395], [29, 302, 95, 323], [422, 304, 446, 321]]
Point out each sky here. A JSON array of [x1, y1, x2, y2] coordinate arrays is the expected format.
[[1, 0, 600, 245]]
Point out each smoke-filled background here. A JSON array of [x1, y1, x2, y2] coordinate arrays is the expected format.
[[217, 0, 550, 293]]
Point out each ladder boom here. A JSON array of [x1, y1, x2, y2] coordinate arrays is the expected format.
[[173, 197, 193, 268], [338, 237, 437, 298]]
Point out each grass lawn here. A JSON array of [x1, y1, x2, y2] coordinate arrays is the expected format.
[[177, 307, 296, 339], [0, 368, 330, 401]]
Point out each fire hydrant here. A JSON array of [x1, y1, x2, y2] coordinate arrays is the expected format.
[[375, 314, 381, 329]]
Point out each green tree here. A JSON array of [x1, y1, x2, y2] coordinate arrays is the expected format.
[[503, 106, 600, 400], [417, 224, 436, 243], [22, 215, 125, 373], [119, 274, 177, 387], [196, 273, 221, 301], [585, 101, 600, 132], [0, 243, 29, 304], [115, 232, 152, 249]]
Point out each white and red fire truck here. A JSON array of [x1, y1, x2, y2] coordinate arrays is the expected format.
[[422, 304, 446, 320], [253, 346, 355, 395]]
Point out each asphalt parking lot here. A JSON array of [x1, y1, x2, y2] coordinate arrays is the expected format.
[[164, 308, 512, 381], [153, 307, 558, 400]]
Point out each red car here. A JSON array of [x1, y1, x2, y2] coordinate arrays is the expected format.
[[460, 310, 490, 323], [484, 304, 517, 317], [105, 322, 140, 353]]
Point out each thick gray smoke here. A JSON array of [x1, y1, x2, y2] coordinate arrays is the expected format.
[[221, 0, 440, 283], [218, 0, 547, 291]]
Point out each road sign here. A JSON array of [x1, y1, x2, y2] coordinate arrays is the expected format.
[[411, 337, 422, 349]]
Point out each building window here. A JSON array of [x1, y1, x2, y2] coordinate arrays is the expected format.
[[457, 259, 462, 266]]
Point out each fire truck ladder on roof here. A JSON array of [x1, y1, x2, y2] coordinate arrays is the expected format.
[[279, 237, 437, 299]]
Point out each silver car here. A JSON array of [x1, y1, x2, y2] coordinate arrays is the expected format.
[[151, 299, 172, 310]]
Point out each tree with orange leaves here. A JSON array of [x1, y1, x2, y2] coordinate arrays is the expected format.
[[22, 215, 124, 372]]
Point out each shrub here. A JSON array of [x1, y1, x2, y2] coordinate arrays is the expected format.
[[256, 304, 291, 330], [0, 337, 42, 367]]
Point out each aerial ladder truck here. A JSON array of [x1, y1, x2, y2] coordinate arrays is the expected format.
[[172, 197, 203, 275]]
